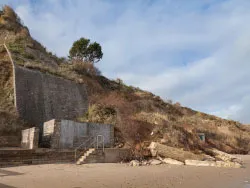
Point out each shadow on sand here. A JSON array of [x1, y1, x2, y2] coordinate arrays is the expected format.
[[0, 183, 17, 188], [0, 169, 23, 188], [0, 169, 23, 177]]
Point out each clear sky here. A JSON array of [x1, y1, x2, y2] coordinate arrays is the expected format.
[[1, 0, 250, 124]]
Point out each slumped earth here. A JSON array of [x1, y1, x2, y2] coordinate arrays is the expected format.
[[0, 155, 249, 188]]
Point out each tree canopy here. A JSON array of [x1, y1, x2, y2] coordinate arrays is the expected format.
[[69, 37, 103, 63]]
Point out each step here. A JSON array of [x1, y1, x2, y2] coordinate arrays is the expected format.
[[76, 148, 97, 165], [76, 148, 106, 165]]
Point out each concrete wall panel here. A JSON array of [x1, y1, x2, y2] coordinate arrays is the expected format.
[[15, 66, 88, 128], [43, 119, 114, 149], [21, 127, 39, 149]]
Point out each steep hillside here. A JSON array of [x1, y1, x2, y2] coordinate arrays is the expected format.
[[1, 6, 250, 154]]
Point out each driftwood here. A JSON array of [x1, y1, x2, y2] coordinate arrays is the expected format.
[[148, 142, 204, 162]]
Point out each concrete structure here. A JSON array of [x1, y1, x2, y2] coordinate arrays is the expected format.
[[0, 136, 20, 147], [0, 148, 131, 167], [14, 65, 88, 128], [42, 119, 114, 149], [198, 133, 205, 142], [21, 127, 39, 149]]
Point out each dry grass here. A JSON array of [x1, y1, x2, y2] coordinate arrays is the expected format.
[[0, 59, 15, 113]]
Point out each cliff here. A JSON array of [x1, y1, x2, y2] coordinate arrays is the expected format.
[[0, 6, 250, 154]]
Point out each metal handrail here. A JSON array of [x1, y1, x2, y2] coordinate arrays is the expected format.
[[74, 136, 94, 162], [74, 135, 105, 162], [96, 135, 105, 152]]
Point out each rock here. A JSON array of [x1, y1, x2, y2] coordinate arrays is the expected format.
[[162, 158, 184, 165], [185, 160, 216, 167], [208, 148, 242, 163], [160, 138, 167, 144], [148, 142, 158, 157], [185, 160, 242, 168], [148, 142, 203, 162], [149, 159, 162, 165], [215, 161, 242, 168], [202, 154, 216, 161], [118, 143, 124, 148], [141, 160, 150, 166], [129, 160, 140, 167]]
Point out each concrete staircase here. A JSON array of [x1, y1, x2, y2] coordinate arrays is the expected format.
[[76, 148, 105, 165]]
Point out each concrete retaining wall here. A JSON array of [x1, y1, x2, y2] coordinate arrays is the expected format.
[[43, 119, 114, 149], [0, 148, 131, 167], [0, 136, 20, 147], [14, 65, 88, 127], [103, 148, 132, 163]]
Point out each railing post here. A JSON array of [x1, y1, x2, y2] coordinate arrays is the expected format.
[[96, 135, 105, 152], [96, 135, 98, 149], [75, 149, 76, 162]]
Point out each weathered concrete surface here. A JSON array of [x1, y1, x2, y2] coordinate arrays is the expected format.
[[42, 119, 114, 149], [185, 160, 242, 168], [103, 148, 131, 163], [42, 119, 57, 148], [185, 160, 216, 167], [15, 65, 88, 127], [129, 160, 140, 166], [148, 142, 204, 162], [87, 122, 114, 148], [149, 159, 162, 165], [0, 148, 81, 167], [21, 127, 39, 149], [81, 148, 131, 164], [162, 158, 184, 165], [215, 161, 242, 168], [0, 136, 20, 147], [209, 148, 242, 163]]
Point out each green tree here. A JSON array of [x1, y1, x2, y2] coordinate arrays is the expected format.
[[69, 37, 103, 63]]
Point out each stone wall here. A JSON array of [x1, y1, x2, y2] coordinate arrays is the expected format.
[[21, 127, 39, 149], [14, 65, 88, 128], [103, 148, 132, 163], [0, 136, 20, 147], [43, 119, 114, 149]]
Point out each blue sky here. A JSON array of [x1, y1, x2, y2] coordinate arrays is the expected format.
[[1, 0, 250, 124]]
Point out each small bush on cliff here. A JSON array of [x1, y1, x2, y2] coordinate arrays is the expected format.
[[70, 61, 101, 76], [78, 104, 117, 125]]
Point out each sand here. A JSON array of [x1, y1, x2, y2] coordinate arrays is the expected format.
[[0, 155, 250, 188]]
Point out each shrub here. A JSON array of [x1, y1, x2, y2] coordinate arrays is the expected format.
[[71, 61, 101, 76], [78, 104, 117, 125]]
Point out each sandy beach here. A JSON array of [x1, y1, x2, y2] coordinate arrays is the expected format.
[[0, 155, 250, 188]]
